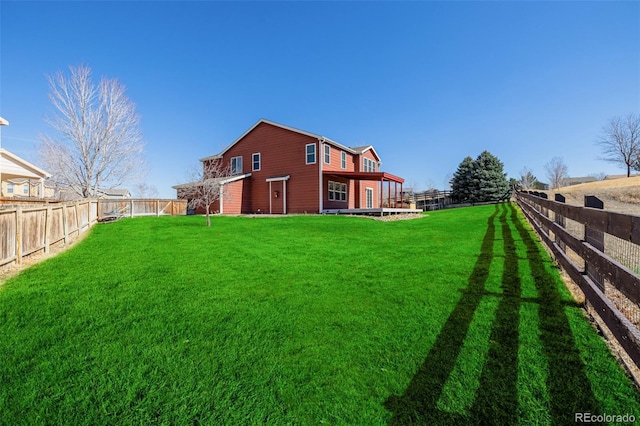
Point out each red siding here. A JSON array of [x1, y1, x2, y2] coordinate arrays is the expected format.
[[177, 121, 402, 214], [358, 180, 381, 208], [221, 122, 320, 214], [322, 144, 356, 172], [222, 179, 244, 214], [323, 176, 352, 210]]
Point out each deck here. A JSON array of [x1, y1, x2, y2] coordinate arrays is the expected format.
[[322, 208, 422, 216]]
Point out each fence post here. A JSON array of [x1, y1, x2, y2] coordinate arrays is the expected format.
[[539, 192, 549, 236], [44, 205, 52, 253], [15, 206, 22, 265], [584, 195, 605, 291], [156, 199, 160, 217], [62, 203, 69, 244], [74, 201, 80, 235], [554, 194, 566, 253]]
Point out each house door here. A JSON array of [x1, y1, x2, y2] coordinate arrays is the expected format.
[[365, 187, 373, 209], [267, 176, 289, 214], [271, 181, 284, 214]]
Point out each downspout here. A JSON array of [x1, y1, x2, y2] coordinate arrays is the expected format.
[[283, 179, 287, 215], [318, 138, 324, 213], [219, 184, 224, 214]]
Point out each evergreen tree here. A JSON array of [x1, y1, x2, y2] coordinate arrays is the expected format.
[[451, 151, 509, 203], [473, 151, 509, 201], [450, 156, 475, 202]]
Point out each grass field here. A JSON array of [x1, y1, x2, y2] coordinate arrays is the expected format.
[[0, 203, 638, 425]]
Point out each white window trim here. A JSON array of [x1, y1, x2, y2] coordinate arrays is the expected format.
[[306, 143, 316, 165], [328, 180, 347, 202], [324, 144, 330, 164], [341, 151, 346, 169], [7, 183, 14, 194], [252, 153, 261, 171], [363, 158, 376, 172], [365, 187, 374, 209], [231, 156, 243, 175]]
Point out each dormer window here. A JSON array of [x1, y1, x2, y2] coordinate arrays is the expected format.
[[364, 158, 376, 172]]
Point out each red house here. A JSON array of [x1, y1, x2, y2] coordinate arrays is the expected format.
[[174, 119, 416, 215]]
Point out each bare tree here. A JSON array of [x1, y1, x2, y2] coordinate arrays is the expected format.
[[176, 159, 231, 227], [519, 167, 538, 189], [545, 157, 568, 189], [133, 182, 159, 198], [597, 113, 640, 177], [39, 65, 145, 198]]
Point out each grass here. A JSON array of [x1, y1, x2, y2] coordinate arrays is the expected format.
[[0, 203, 638, 425]]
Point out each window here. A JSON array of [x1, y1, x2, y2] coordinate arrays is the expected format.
[[324, 145, 330, 164], [306, 143, 316, 164], [252, 153, 261, 171], [328, 181, 347, 202], [366, 188, 374, 209], [23, 184, 29, 195], [363, 158, 376, 172], [341, 151, 347, 169], [7, 183, 14, 194], [231, 156, 243, 175]]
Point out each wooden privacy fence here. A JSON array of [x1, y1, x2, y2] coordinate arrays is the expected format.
[[0, 199, 186, 268], [97, 199, 187, 219], [514, 191, 640, 368]]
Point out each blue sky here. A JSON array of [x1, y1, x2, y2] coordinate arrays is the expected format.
[[1, 1, 638, 198]]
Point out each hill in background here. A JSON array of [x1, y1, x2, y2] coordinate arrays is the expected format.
[[539, 176, 640, 215]]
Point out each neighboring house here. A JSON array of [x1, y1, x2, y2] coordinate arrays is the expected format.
[[0, 148, 53, 198], [97, 188, 132, 199], [58, 187, 132, 200], [563, 176, 597, 186], [174, 119, 414, 214]]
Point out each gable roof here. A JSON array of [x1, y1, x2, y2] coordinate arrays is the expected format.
[[97, 188, 132, 198], [0, 148, 51, 179], [351, 145, 381, 161], [200, 119, 380, 162]]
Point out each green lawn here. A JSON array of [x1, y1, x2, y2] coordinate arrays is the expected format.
[[0, 203, 638, 425]]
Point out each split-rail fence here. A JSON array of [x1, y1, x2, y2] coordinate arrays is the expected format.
[[515, 191, 640, 369]]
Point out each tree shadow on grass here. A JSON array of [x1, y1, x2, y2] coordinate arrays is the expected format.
[[384, 203, 601, 425]]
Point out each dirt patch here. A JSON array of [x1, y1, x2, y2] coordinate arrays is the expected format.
[[361, 213, 425, 222]]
